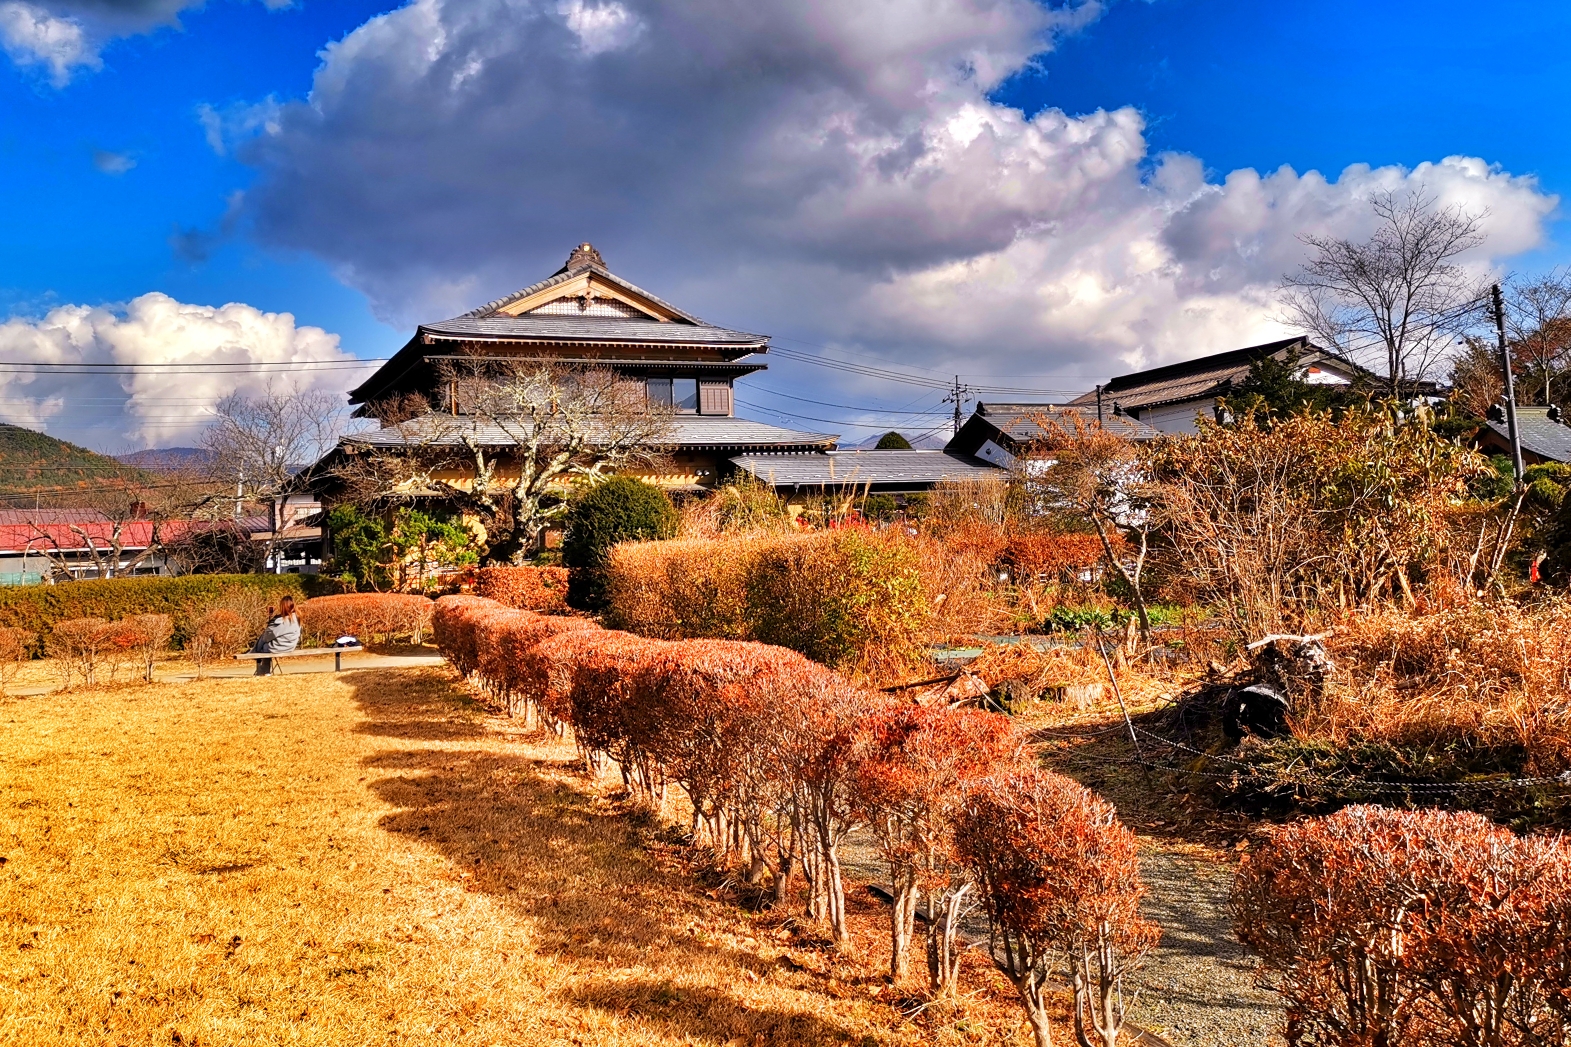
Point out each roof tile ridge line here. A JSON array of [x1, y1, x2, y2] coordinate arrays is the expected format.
[[1100, 337, 1312, 390], [453, 261, 721, 329]]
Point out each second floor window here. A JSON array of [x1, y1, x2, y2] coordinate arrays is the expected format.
[[647, 377, 699, 412]]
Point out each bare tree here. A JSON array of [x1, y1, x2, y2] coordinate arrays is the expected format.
[[336, 363, 673, 562], [1504, 269, 1571, 405], [1021, 415, 1155, 639], [202, 383, 345, 568], [1447, 335, 1505, 419], [25, 473, 219, 580], [1282, 189, 1486, 396]]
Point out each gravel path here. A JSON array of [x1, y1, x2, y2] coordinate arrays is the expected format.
[[840, 834, 1284, 1047], [1127, 846, 1283, 1046]]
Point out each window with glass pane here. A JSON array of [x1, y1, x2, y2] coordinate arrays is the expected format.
[[673, 378, 698, 412], [646, 378, 673, 406]]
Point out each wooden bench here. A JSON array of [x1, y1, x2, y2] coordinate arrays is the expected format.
[[233, 646, 364, 674]]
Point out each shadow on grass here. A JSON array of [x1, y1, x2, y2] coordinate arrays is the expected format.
[[564, 979, 876, 1045], [346, 667, 879, 1045]]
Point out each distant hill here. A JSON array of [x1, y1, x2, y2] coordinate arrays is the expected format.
[[0, 424, 156, 499], [115, 447, 216, 473]]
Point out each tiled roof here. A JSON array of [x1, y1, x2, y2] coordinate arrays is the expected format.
[[1065, 338, 1368, 412], [458, 257, 707, 325], [1484, 408, 1571, 464], [975, 403, 1163, 442], [730, 450, 1001, 487], [346, 413, 836, 451], [0, 511, 264, 555], [421, 315, 766, 347]]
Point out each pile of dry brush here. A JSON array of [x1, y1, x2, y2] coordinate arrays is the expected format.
[[1311, 597, 1571, 776], [434, 594, 1157, 1047]]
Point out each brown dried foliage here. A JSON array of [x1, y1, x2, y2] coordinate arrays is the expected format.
[[956, 768, 1158, 1047], [473, 565, 570, 614], [1305, 599, 1571, 775], [299, 593, 434, 646], [1234, 805, 1571, 1047]]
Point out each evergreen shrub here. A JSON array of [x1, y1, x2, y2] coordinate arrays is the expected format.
[[562, 478, 678, 610]]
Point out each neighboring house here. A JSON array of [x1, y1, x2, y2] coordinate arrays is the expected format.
[[730, 402, 1162, 502], [729, 448, 1001, 499], [1066, 337, 1369, 434], [310, 242, 836, 497], [1478, 407, 1571, 466], [0, 508, 325, 584], [947, 402, 1163, 468]]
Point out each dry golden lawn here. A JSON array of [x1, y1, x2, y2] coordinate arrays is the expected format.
[[0, 663, 1039, 1046]]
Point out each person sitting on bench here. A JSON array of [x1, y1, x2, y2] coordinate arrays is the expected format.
[[248, 596, 301, 676]]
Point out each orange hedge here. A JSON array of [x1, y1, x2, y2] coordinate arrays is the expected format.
[[426, 593, 1046, 954], [474, 566, 571, 614], [299, 593, 434, 645]]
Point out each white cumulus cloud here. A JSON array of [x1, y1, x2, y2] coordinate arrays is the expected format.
[[0, 292, 357, 451], [0, 2, 95, 85], [233, 0, 1555, 395], [1, 0, 291, 84]]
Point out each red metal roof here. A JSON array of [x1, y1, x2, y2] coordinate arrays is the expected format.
[[0, 511, 267, 555]]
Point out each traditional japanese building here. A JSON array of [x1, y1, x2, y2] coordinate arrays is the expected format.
[[324, 243, 836, 493]]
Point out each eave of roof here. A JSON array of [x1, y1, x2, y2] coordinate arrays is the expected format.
[[730, 449, 1002, 486], [420, 315, 768, 347], [344, 414, 837, 452], [969, 403, 1164, 442]]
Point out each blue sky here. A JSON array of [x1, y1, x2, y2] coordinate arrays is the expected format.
[[0, 0, 1566, 448]]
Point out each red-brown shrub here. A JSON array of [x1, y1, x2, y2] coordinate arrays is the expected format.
[[956, 768, 1158, 1047], [1233, 805, 1571, 1047], [432, 595, 507, 677], [849, 704, 1019, 988], [300, 593, 434, 646], [0, 625, 29, 694], [189, 608, 250, 678], [45, 617, 112, 689], [474, 566, 571, 614], [1001, 531, 1115, 582]]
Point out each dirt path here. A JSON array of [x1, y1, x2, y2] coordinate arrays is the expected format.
[[840, 835, 1284, 1047]]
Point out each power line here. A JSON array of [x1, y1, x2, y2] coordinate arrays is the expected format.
[[744, 386, 949, 415], [0, 358, 386, 370], [732, 396, 947, 431]]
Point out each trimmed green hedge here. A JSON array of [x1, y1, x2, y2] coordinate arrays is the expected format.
[[0, 575, 311, 650]]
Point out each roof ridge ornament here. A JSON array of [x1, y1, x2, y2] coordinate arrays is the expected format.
[[565, 242, 604, 270]]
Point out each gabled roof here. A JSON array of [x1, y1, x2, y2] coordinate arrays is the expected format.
[[458, 242, 708, 325], [0, 510, 262, 556], [1483, 408, 1571, 464], [348, 243, 769, 407], [731, 449, 1001, 489], [970, 403, 1164, 443], [1066, 337, 1367, 413]]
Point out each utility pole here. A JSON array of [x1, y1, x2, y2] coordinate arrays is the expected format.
[[1095, 384, 1104, 425], [952, 375, 963, 436], [1493, 283, 1525, 485]]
